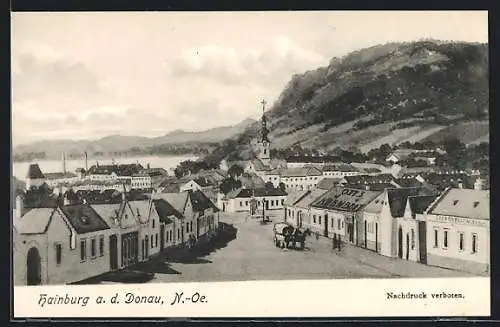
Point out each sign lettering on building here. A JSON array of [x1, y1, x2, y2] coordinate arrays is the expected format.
[[433, 215, 487, 227]]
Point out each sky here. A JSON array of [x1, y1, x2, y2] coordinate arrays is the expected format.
[[11, 11, 488, 146]]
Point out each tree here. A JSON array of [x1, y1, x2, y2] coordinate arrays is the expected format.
[[278, 182, 286, 193], [228, 164, 244, 179], [219, 178, 242, 194]]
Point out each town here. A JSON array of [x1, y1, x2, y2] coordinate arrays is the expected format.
[[12, 101, 490, 286]]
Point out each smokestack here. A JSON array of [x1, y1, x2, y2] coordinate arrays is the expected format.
[[62, 152, 66, 174], [84, 151, 88, 172]]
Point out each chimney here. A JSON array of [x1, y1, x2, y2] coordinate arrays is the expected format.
[[84, 152, 88, 172], [62, 152, 66, 174], [15, 195, 24, 219]]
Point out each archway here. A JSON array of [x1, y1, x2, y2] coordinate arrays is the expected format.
[[26, 247, 41, 286], [397, 227, 403, 259]]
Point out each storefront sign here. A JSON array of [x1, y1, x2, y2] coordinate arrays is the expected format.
[[433, 215, 487, 227]]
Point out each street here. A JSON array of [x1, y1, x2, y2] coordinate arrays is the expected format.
[[122, 212, 474, 284]]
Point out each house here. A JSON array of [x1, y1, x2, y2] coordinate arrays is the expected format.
[[283, 190, 310, 225], [13, 203, 112, 286], [285, 189, 329, 229], [310, 187, 382, 243], [385, 149, 416, 164], [245, 158, 272, 175], [224, 188, 287, 219], [44, 172, 80, 188], [262, 169, 282, 188], [131, 172, 152, 189], [363, 187, 436, 259], [322, 163, 361, 178], [280, 166, 323, 191], [179, 177, 216, 193], [158, 177, 190, 193], [424, 188, 490, 275]]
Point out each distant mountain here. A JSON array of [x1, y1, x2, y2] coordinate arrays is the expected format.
[[13, 118, 256, 161], [206, 40, 489, 162]]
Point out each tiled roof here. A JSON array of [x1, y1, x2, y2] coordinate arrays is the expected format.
[[155, 192, 189, 215], [127, 200, 153, 224], [343, 173, 394, 185], [286, 155, 341, 164], [428, 188, 490, 220], [363, 192, 387, 214], [60, 204, 110, 234], [152, 199, 182, 223], [387, 187, 435, 218], [284, 190, 310, 206], [90, 203, 122, 227], [294, 189, 329, 209], [408, 195, 438, 214], [281, 166, 323, 177], [323, 163, 359, 172], [311, 187, 382, 212], [188, 190, 219, 213], [44, 172, 78, 180], [235, 188, 287, 198], [27, 164, 45, 179], [317, 178, 342, 190], [13, 208, 55, 234], [240, 174, 265, 188], [88, 163, 143, 176], [392, 177, 424, 188], [250, 159, 271, 171]]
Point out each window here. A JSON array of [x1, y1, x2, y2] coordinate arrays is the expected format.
[[80, 239, 87, 261], [318, 216, 322, 225], [177, 229, 180, 239], [313, 215, 316, 223], [433, 229, 438, 248], [411, 229, 415, 250], [155, 234, 158, 247], [152, 219, 155, 229], [99, 236, 104, 257], [472, 234, 477, 253], [55, 243, 62, 265], [170, 230, 173, 242], [245, 201, 248, 206], [240, 201, 243, 207], [151, 235, 154, 248], [186, 224, 189, 233], [338, 219, 341, 230], [443, 230, 448, 249], [331, 218, 334, 228], [459, 232, 464, 251], [281, 199, 284, 205], [190, 221, 193, 232]]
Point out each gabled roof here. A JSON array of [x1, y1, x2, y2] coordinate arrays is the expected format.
[[155, 192, 189, 215], [127, 200, 153, 224], [90, 203, 122, 227], [317, 178, 342, 190], [239, 174, 265, 188], [428, 188, 490, 220], [13, 207, 56, 234], [386, 187, 436, 218], [27, 164, 45, 179], [295, 189, 329, 209], [284, 190, 310, 206], [59, 204, 110, 234], [408, 195, 438, 215], [363, 192, 387, 214], [188, 190, 219, 213], [152, 199, 183, 223], [311, 187, 382, 212]]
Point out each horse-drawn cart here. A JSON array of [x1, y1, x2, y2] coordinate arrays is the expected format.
[[273, 222, 309, 250]]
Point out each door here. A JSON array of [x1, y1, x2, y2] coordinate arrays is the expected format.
[[375, 223, 378, 252], [145, 235, 149, 258], [364, 220, 367, 248], [26, 247, 41, 285], [406, 233, 410, 260], [109, 234, 118, 270], [418, 222, 427, 263], [324, 214, 328, 237], [160, 224, 165, 251], [398, 227, 403, 259], [347, 223, 354, 243], [265, 200, 269, 210]]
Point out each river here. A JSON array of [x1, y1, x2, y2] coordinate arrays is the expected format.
[[12, 155, 197, 182]]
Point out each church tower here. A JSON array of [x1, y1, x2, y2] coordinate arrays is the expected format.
[[257, 99, 271, 165]]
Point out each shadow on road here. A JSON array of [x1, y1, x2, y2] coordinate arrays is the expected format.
[[163, 222, 238, 264]]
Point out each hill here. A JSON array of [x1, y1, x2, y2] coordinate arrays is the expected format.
[[206, 40, 489, 163], [13, 118, 256, 162]]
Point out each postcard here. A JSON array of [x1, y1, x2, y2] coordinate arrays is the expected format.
[[11, 10, 490, 318]]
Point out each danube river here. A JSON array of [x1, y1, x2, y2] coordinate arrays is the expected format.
[[12, 155, 197, 182]]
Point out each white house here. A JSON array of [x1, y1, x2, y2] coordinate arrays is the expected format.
[[285, 189, 328, 229], [224, 188, 287, 220], [322, 163, 361, 178], [280, 166, 323, 191], [13, 204, 112, 286], [424, 188, 490, 275]]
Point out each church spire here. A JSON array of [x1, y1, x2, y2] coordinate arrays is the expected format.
[[260, 99, 270, 143]]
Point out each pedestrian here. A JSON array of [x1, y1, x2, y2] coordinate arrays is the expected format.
[[337, 238, 342, 252]]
